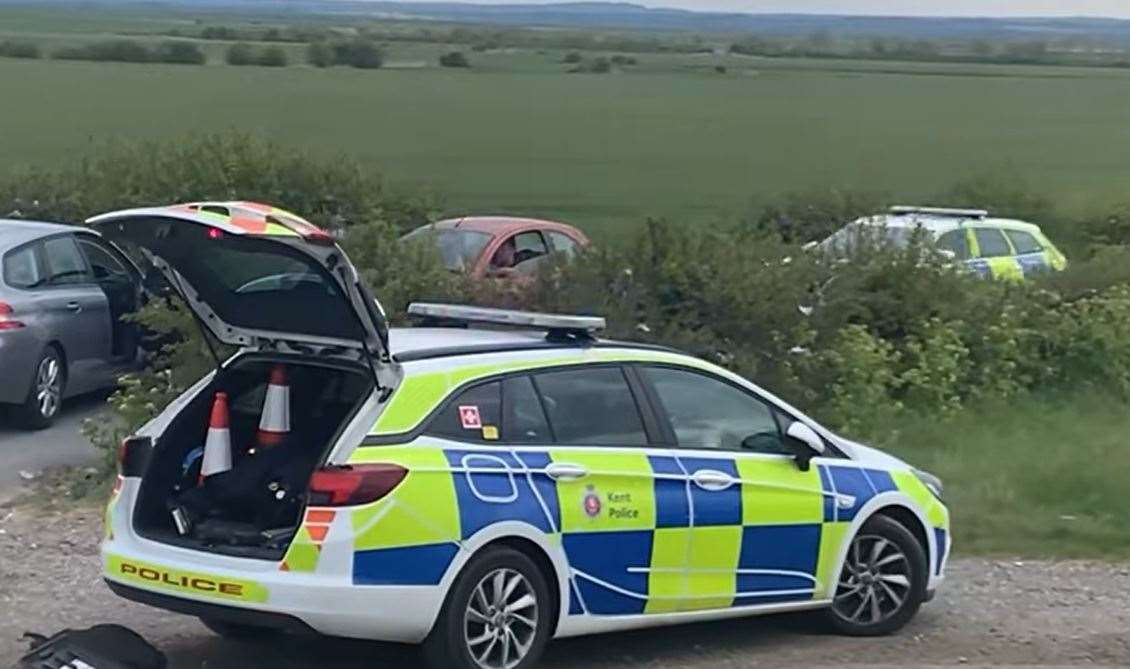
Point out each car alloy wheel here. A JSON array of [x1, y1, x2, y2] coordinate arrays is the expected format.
[[832, 533, 913, 625], [463, 567, 539, 669], [35, 354, 63, 420]]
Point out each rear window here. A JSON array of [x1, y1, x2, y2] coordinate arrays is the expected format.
[[107, 220, 362, 342], [532, 367, 647, 446], [2, 244, 43, 288], [404, 227, 492, 272]]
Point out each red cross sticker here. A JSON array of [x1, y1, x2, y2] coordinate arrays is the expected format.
[[459, 405, 482, 430]]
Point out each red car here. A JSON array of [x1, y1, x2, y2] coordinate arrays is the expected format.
[[402, 216, 589, 279]]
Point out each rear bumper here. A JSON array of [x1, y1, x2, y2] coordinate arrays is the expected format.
[[0, 330, 39, 404], [105, 579, 316, 634]]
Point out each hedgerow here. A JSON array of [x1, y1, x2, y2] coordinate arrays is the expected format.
[[5, 133, 1130, 493]]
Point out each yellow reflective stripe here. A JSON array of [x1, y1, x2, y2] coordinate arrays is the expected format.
[[683, 526, 742, 610], [891, 470, 948, 528], [262, 221, 300, 237], [552, 449, 656, 533], [987, 257, 1024, 282], [814, 522, 850, 597], [645, 528, 689, 613], [105, 554, 268, 603], [736, 458, 823, 525], [349, 446, 461, 551], [283, 527, 321, 573]]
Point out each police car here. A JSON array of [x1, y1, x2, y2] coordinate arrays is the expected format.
[[95, 202, 950, 669], [818, 206, 1067, 279]]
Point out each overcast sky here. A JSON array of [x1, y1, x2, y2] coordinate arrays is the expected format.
[[394, 0, 1130, 19]]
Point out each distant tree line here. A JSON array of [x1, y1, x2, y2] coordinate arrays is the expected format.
[[306, 40, 384, 69], [51, 40, 206, 65], [0, 40, 41, 59], [166, 23, 711, 56], [226, 43, 289, 67], [730, 33, 1130, 69]]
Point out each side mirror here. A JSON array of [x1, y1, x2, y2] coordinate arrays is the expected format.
[[785, 421, 825, 471]]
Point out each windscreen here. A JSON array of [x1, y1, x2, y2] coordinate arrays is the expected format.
[[819, 222, 930, 256], [106, 219, 363, 342], [403, 227, 492, 272]]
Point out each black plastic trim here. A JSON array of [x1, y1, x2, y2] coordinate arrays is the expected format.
[[105, 580, 317, 634]]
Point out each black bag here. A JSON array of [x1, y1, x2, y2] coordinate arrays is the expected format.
[[19, 624, 166, 669]]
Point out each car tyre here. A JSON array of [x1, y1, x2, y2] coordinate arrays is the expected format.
[[824, 514, 928, 637], [198, 617, 281, 640], [423, 546, 553, 669], [16, 346, 66, 430]]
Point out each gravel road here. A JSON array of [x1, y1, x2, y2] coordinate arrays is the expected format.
[[2, 502, 1128, 668]]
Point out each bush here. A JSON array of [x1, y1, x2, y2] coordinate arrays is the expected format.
[[53, 40, 153, 63], [439, 51, 470, 68], [225, 42, 256, 66], [257, 45, 289, 67], [589, 56, 612, 73], [745, 187, 885, 244], [335, 39, 383, 69], [51, 39, 205, 65], [562, 51, 582, 64], [306, 41, 334, 68], [610, 54, 638, 66], [0, 131, 431, 230], [0, 40, 41, 59]]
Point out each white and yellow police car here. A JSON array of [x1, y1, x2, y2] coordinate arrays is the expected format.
[[94, 202, 950, 669]]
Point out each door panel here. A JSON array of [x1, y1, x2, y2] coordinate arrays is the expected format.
[[551, 448, 664, 615]]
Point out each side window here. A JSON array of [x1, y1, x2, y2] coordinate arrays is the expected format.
[[42, 236, 90, 285], [428, 381, 502, 442], [1005, 230, 1043, 255], [642, 366, 787, 454], [77, 237, 130, 280], [935, 230, 970, 260], [2, 244, 44, 289], [973, 228, 1012, 258], [533, 366, 647, 446], [547, 231, 580, 259], [502, 376, 552, 443], [512, 232, 549, 268]]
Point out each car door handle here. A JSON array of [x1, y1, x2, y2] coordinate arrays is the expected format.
[[692, 469, 737, 491], [65, 301, 82, 313], [545, 463, 588, 482]]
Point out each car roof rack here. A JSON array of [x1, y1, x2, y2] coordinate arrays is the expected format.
[[889, 206, 989, 219], [407, 303, 606, 342]]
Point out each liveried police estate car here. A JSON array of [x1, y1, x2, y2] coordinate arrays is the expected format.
[[95, 202, 950, 669], [818, 206, 1067, 280]]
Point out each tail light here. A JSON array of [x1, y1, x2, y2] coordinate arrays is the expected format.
[[118, 436, 153, 477], [0, 302, 24, 330], [308, 464, 408, 507]]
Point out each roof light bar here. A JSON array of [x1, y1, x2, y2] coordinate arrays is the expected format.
[[889, 206, 989, 218], [408, 303, 606, 334]]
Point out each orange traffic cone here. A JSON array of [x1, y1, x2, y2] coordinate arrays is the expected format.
[[199, 392, 233, 484], [254, 364, 291, 451]]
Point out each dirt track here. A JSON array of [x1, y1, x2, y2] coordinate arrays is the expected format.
[[2, 502, 1129, 668]]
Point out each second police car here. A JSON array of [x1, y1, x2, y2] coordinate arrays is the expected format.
[[96, 202, 950, 669]]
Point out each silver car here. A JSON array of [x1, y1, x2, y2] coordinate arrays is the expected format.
[[0, 220, 143, 429]]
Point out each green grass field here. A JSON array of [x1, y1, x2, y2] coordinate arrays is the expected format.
[[3, 8, 1130, 235], [879, 394, 1130, 558]]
